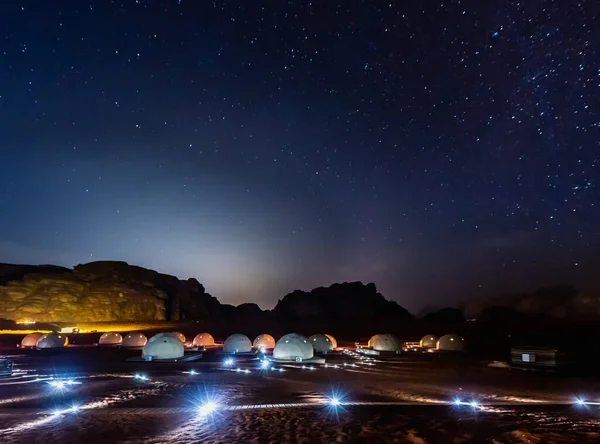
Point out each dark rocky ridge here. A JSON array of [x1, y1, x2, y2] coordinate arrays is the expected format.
[[463, 284, 600, 321], [273, 282, 412, 321]]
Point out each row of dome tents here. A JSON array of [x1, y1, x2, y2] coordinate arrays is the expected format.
[[20, 331, 338, 357], [364, 333, 465, 353]]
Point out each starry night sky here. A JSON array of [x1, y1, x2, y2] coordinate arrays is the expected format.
[[1, 1, 598, 312]]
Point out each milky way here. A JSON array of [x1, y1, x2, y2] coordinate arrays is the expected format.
[[0, 1, 598, 312]]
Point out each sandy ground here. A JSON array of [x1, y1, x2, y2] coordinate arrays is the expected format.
[[1, 347, 600, 443]]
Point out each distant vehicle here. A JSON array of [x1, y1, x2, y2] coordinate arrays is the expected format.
[[0, 358, 14, 377]]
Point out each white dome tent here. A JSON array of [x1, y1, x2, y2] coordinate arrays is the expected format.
[[142, 333, 184, 360], [163, 332, 186, 343], [36, 332, 68, 349], [223, 334, 252, 353], [21, 332, 43, 348], [309, 334, 334, 353], [437, 334, 465, 351], [99, 332, 123, 346], [122, 332, 148, 348], [368, 334, 401, 352], [193, 333, 215, 347], [419, 335, 438, 349], [253, 334, 276, 350], [325, 334, 338, 349], [273, 333, 314, 361]]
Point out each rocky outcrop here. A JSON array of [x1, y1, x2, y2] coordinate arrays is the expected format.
[[464, 285, 600, 320], [0, 262, 414, 326], [273, 282, 412, 321], [0, 261, 220, 323]]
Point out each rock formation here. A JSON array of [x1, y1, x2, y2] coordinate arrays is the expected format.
[[464, 284, 600, 320], [0, 262, 413, 326], [0, 261, 220, 323], [273, 282, 412, 321]]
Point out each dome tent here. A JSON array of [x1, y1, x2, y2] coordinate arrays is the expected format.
[[368, 334, 401, 352], [419, 334, 438, 349], [223, 334, 252, 353], [99, 332, 123, 346], [437, 334, 465, 351], [253, 334, 276, 350], [122, 332, 147, 348], [273, 333, 314, 361], [36, 332, 68, 349], [163, 332, 186, 343], [325, 334, 338, 349], [142, 333, 184, 360], [309, 334, 334, 353], [193, 333, 215, 347], [21, 332, 44, 348]]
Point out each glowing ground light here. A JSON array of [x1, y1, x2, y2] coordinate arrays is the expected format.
[[330, 397, 341, 406], [47, 379, 80, 389], [198, 401, 218, 416], [453, 398, 481, 409], [133, 374, 149, 381], [573, 398, 600, 406], [260, 360, 270, 369], [224, 358, 234, 367], [51, 405, 80, 416]]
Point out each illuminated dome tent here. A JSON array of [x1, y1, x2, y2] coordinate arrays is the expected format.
[[437, 334, 465, 352], [223, 334, 252, 354], [21, 332, 44, 348], [142, 333, 184, 360], [163, 332, 186, 343], [193, 333, 215, 347], [36, 332, 68, 349], [309, 334, 334, 353], [122, 332, 148, 348], [99, 332, 123, 346], [325, 334, 338, 349], [253, 334, 276, 350], [419, 334, 439, 349], [368, 334, 401, 352], [273, 333, 314, 361]]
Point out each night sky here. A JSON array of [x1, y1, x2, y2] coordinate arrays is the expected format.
[[1, 1, 598, 313]]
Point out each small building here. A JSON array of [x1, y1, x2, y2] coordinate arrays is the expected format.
[[368, 334, 401, 352], [223, 334, 252, 354], [142, 333, 184, 360], [253, 334, 276, 350], [99, 332, 123, 346], [511, 346, 562, 371], [193, 333, 215, 347], [273, 333, 314, 361], [36, 332, 68, 349], [437, 334, 465, 352], [419, 334, 438, 349], [21, 332, 44, 348], [122, 332, 147, 348], [309, 334, 334, 353]]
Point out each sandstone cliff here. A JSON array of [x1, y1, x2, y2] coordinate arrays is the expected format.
[[0, 261, 220, 323]]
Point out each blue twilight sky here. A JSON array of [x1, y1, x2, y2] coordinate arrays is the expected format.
[[0, 0, 598, 312]]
